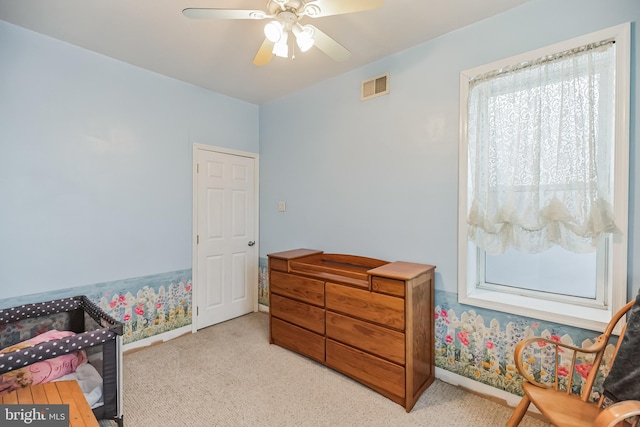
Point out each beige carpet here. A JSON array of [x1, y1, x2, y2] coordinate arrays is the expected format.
[[119, 312, 549, 426]]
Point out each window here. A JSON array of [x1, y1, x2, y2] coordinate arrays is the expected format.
[[458, 23, 630, 332]]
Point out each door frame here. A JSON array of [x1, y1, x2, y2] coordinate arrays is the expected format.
[[191, 143, 260, 332]]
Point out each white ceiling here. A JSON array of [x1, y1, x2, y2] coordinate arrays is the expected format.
[[0, 0, 533, 104]]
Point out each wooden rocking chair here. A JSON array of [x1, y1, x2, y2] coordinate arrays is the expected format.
[[507, 299, 640, 427], [594, 401, 640, 427]]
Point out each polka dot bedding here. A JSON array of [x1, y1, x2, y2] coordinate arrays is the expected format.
[[0, 328, 117, 374]]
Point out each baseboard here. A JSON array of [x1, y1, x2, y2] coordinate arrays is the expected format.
[[435, 367, 541, 415], [123, 325, 192, 354], [125, 309, 270, 354], [123, 309, 270, 354]]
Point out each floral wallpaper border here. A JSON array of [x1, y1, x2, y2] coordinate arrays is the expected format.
[[3, 259, 614, 397], [433, 290, 615, 397], [259, 256, 269, 306]]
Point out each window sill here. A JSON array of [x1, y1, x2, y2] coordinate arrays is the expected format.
[[459, 288, 618, 333]]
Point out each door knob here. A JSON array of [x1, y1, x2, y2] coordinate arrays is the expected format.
[[248, 241, 255, 246]]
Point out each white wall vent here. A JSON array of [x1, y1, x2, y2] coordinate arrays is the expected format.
[[361, 73, 389, 101]]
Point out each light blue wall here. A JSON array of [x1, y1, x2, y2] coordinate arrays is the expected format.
[[0, 21, 259, 299], [259, 0, 640, 299]]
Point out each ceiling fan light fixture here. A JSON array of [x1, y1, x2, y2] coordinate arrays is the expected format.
[[292, 23, 313, 39], [272, 31, 289, 58], [264, 20, 283, 42], [292, 24, 315, 52], [272, 41, 288, 58], [296, 37, 314, 52]]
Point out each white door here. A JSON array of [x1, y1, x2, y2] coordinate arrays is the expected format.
[[194, 146, 257, 330]]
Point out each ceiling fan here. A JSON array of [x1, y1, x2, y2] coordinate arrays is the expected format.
[[182, 0, 383, 66]]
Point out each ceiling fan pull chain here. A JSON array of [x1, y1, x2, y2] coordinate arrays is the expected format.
[[291, 36, 296, 60]]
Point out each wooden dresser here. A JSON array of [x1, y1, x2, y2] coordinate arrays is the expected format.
[[268, 248, 435, 412]]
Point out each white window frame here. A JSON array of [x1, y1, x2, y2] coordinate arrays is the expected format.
[[479, 245, 606, 308], [458, 23, 630, 333]]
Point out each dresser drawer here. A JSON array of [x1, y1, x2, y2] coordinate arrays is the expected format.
[[325, 282, 404, 330], [269, 257, 289, 272], [271, 318, 325, 363], [271, 294, 325, 334], [371, 277, 405, 297], [326, 311, 404, 365], [270, 271, 325, 306], [326, 339, 405, 400]]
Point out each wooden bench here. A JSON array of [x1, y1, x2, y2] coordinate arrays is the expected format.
[[1, 380, 99, 427]]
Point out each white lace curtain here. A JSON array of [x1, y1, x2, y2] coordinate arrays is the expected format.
[[467, 40, 617, 255]]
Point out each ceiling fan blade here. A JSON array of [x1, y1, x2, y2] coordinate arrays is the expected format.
[[253, 39, 275, 66], [303, 0, 383, 17], [182, 8, 270, 20], [308, 25, 351, 62]]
